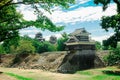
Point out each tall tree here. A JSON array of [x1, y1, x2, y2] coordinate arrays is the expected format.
[[94, 0, 120, 48], [0, 0, 75, 50], [57, 32, 68, 51], [0, 0, 75, 42]]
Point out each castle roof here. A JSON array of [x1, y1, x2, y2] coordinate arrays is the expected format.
[[69, 28, 90, 36]]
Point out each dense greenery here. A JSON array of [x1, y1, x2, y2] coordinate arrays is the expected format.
[[0, 34, 106, 54], [0, 0, 75, 52], [16, 40, 35, 54], [104, 46, 120, 66], [94, 0, 120, 67], [94, 0, 120, 48], [95, 41, 102, 50], [33, 40, 57, 53], [0, 35, 58, 54], [0, 0, 75, 54], [57, 32, 68, 51], [0, 45, 5, 54]]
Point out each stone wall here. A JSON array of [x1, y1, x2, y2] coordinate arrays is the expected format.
[[58, 50, 105, 73]]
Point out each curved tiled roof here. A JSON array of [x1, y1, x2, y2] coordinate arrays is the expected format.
[[69, 28, 90, 36]]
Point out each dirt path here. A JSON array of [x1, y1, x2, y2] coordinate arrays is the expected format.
[[1, 67, 118, 80], [0, 67, 89, 80], [0, 73, 17, 80]]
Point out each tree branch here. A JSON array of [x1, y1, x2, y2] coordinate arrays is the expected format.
[[0, 0, 13, 10]]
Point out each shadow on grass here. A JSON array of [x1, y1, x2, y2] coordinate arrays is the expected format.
[[102, 70, 120, 76]]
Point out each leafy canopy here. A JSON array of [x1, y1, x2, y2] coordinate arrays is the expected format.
[[0, 0, 75, 50], [94, 0, 120, 48]]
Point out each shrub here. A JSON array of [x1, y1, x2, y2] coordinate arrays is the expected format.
[[104, 48, 120, 66], [57, 38, 66, 51], [57, 32, 68, 51], [0, 45, 6, 54], [95, 41, 102, 50], [16, 40, 35, 54], [33, 41, 57, 53]]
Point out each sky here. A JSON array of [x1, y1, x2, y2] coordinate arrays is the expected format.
[[19, 0, 117, 42]]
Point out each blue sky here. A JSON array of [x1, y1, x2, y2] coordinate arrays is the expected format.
[[19, 0, 117, 42]]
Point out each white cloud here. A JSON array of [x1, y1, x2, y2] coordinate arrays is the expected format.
[[17, 4, 37, 21], [46, 4, 116, 23], [91, 33, 114, 43], [18, 2, 117, 39], [76, 0, 90, 4], [19, 27, 62, 40], [19, 27, 41, 38], [18, 1, 116, 24]]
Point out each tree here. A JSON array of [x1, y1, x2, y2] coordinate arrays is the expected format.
[[104, 47, 120, 66], [16, 40, 35, 54], [95, 41, 102, 50], [0, 45, 5, 54], [0, 0, 75, 48], [94, 0, 120, 48], [57, 32, 68, 51], [20, 35, 57, 53]]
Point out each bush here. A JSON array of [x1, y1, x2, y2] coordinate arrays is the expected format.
[[57, 32, 68, 51], [95, 41, 102, 50], [57, 37, 68, 51], [33, 41, 57, 53], [0, 45, 6, 54], [104, 48, 120, 66], [16, 40, 35, 54]]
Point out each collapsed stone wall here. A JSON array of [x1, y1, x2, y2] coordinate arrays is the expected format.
[[58, 50, 97, 73], [0, 51, 106, 73]]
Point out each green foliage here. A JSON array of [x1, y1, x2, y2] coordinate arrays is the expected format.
[[102, 40, 109, 50], [33, 41, 57, 53], [102, 40, 114, 50], [2, 33, 20, 53], [21, 36, 57, 53], [94, 0, 120, 12], [100, 15, 120, 48], [94, 0, 120, 48], [0, 0, 75, 51], [57, 38, 66, 51], [95, 41, 102, 50], [0, 5, 23, 42], [0, 0, 75, 43], [16, 40, 35, 54], [57, 32, 68, 51], [5, 72, 33, 80], [103, 48, 120, 66], [0, 45, 5, 54]]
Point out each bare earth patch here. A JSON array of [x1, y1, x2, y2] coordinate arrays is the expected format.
[[0, 73, 17, 80], [0, 67, 119, 80], [0, 67, 86, 80]]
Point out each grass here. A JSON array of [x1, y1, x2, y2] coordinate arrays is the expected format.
[[92, 74, 120, 80], [5, 72, 33, 80], [75, 67, 120, 80], [1, 67, 120, 80], [76, 70, 92, 75]]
